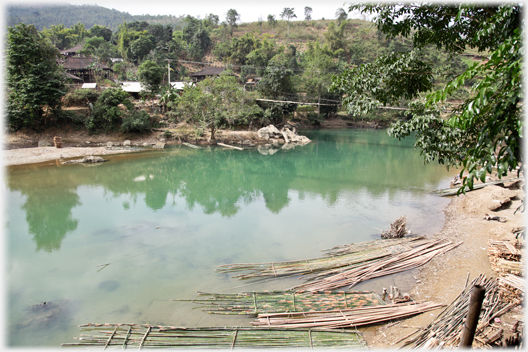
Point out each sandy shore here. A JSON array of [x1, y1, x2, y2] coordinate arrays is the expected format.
[[3, 146, 138, 166], [362, 179, 524, 348]]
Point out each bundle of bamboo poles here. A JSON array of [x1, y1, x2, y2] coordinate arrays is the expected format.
[[251, 301, 444, 329], [216, 236, 427, 280], [62, 324, 366, 349], [322, 235, 424, 256], [175, 290, 386, 315], [402, 274, 516, 348], [292, 238, 461, 292]]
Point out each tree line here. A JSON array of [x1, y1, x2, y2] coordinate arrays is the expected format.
[[5, 3, 522, 193]]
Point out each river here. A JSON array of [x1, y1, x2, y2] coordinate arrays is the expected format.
[[5, 129, 457, 347]]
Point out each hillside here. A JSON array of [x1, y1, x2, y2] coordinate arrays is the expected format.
[[6, 4, 185, 31]]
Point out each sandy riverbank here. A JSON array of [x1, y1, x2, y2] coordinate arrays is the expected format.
[[3, 146, 139, 166], [362, 177, 524, 348]]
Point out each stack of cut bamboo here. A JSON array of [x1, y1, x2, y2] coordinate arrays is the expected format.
[[216, 237, 460, 292], [488, 239, 523, 275], [251, 301, 444, 329], [488, 239, 524, 303], [216, 236, 426, 281], [401, 274, 517, 348], [176, 290, 386, 315], [292, 238, 461, 292]]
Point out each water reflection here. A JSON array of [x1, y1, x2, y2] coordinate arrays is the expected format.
[[7, 129, 451, 253]]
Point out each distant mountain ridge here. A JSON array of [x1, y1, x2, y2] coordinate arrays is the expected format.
[[6, 3, 185, 31]]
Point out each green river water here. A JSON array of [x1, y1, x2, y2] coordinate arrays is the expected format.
[[5, 129, 458, 347]]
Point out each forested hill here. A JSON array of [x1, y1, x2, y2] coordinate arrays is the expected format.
[[6, 4, 185, 31]]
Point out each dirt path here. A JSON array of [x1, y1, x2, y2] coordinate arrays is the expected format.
[[361, 179, 524, 348]]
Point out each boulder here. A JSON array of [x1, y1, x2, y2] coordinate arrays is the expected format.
[[107, 142, 113, 148], [153, 142, 165, 149], [257, 125, 282, 140], [123, 140, 131, 147]]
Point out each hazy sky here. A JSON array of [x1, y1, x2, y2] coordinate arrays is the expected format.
[[15, 1, 368, 23]]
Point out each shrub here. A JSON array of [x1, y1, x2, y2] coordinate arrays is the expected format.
[[84, 87, 132, 133], [63, 89, 99, 107], [120, 110, 152, 133]]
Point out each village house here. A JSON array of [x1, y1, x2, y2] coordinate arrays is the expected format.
[[188, 67, 228, 83]]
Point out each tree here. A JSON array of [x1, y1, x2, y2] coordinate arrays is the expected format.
[[324, 21, 347, 53], [182, 16, 211, 60], [6, 23, 67, 131], [226, 9, 240, 35], [335, 8, 347, 24], [267, 15, 277, 28], [205, 13, 220, 28], [280, 7, 297, 36], [129, 35, 156, 63], [88, 24, 112, 41], [301, 41, 341, 119], [258, 53, 297, 123], [304, 7, 313, 21], [331, 3, 523, 192], [138, 60, 164, 96], [177, 74, 263, 141]]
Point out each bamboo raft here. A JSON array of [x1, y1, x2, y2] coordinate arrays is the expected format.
[[433, 177, 522, 196], [62, 324, 366, 349], [293, 238, 462, 292], [402, 274, 517, 348], [216, 236, 427, 280], [251, 301, 444, 329], [176, 290, 386, 315]]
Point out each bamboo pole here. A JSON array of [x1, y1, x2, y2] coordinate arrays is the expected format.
[[217, 142, 244, 150], [459, 285, 486, 347]]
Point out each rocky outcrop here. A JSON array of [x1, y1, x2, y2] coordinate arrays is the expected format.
[[257, 125, 311, 145], [61, 156, 107, 164]]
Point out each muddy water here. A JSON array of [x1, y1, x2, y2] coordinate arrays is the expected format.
[[5, 129, 458, 347]]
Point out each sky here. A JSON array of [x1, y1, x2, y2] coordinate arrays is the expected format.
[[13, 1, 369, 23]]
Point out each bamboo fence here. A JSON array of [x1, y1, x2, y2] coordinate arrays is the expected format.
[[251, 301, 444, 329], [175, 290, 386, 315], [401, 274, 517, 348], [216, 236, 427, 280], [62, 324, 366, 349], [292, 238, 462, 292]]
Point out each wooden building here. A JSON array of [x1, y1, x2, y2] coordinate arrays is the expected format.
[[59, 56, 113, 83]]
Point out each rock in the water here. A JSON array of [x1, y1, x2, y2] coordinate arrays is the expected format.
[[98, 280, 120, 292], [153, 142, 165, 149], [123, 140, 131, 147], [257, 125, 282, 140], [61, 156, 107, 164]]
